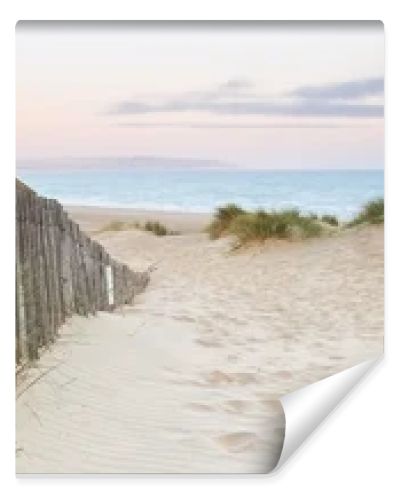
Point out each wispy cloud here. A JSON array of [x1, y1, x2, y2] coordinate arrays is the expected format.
[[115, 122, 377, 129], [219, 78, 253, 91], [108, 77, 384, 119], [292, 77, 384, 100], [111, 101, 383, 118]]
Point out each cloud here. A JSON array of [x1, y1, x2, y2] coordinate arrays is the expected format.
[[116, 122, 377, 129], [111, 100, 383, 118], [292, 77, 384, 100], [108, 77, 384, 119], [179, 78, 254, 102], [219, 78, 253, 91]]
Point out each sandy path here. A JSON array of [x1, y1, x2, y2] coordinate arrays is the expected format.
[[16, 223, 383, 473]]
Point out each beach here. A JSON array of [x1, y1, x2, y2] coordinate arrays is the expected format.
[[16, 206, 384, 473], [65, 205, 210, 234]]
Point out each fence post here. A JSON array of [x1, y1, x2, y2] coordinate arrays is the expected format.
[[15, 179, 149, 366]]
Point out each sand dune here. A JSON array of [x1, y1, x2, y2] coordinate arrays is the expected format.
[[16, 209, 383, 473]]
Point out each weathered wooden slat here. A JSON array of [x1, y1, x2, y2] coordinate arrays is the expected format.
[[15, 179, 149, 367]]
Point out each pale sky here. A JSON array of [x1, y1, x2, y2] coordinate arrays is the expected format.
[[16, 21, 384, 169]]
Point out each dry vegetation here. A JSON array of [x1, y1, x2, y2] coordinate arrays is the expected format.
[[207, 198, 383, 246], [99, 219, 178, 236], [347, 198, 384, 227]]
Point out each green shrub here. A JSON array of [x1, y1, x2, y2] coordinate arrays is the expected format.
[[347, 198, 384, 227], [143, 220, 169, 236], [297, 217, 324, 238], [215, 207, 323, 245], [99, 220, 128, 232], [206, 198, 383, 246], [207, 203, 246, 239], [98, 218, 176, 236], [230, 212, 287, 243], [277, 209, 323, 238], [321, 214, 339, 226]]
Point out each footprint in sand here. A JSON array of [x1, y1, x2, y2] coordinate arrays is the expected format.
[[171, 314, 196, 323], [233, 372, 259, 384], [204, 370, 259, 386], [196, 338, 223, 348], [222, 399, 254, 413], [259, 399, 283, 411], [275, 370, 293, 380], [216, 432, 259, 453], [205, 370, 234, 384]]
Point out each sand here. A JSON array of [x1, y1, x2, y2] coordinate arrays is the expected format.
[[65, 205, 210, 234], [16, 207, 384, 473]]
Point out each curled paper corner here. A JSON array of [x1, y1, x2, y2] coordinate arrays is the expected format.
[[274, 356, 383, 471]]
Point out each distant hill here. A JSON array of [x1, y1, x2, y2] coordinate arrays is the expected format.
[[16, 156, 237, 170]]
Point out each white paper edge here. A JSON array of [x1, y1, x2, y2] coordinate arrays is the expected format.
[[274, 356, 382, 471]]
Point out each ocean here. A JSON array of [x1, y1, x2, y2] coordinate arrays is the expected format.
[[17, 168, 384, 220]]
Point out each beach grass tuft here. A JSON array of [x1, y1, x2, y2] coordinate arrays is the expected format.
[[98, 220, 131, 232], [207, 198, 383, 246], [207, 203, 246, 239], [347, 198, 384, 227], [98, 219, 177, 236], [207, 204, 324, 245], [321, 214, 339, 226], [143, 220, 170, 236]]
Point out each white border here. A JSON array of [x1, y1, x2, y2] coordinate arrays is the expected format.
[[1, 2, 398, 499]]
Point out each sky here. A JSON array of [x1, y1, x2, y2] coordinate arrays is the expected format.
[[16, 22, 384, 169]]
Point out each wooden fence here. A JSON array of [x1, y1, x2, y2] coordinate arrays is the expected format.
[[16, 179, 149, 366]]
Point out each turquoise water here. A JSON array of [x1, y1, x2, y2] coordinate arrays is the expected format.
[[17, 168, 384, 220]]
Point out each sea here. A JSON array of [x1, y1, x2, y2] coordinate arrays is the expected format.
[[17, 168, 384, 221]]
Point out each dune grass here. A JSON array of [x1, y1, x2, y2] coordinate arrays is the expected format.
[[98, 220, 137, 232], [207, 199, 383, 246], [99, 219, 177, 236], [143, 220, 170, 236], [321, 214, 339, 227], [231, 209, 324, 244], [207, 205, 325, 245], [347, 198, 384, 227], [207, 203, 246, 239], [306, 212, 338, 226]]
